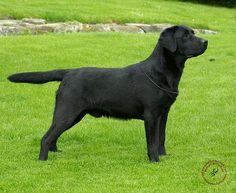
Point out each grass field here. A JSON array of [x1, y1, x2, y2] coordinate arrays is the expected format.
[[0, 1, 236, 193], [0, 0, 236, 32]]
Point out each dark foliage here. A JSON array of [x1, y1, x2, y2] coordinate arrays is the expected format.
[[181, 0, 236, 8]]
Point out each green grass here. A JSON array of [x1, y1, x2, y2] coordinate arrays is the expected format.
[[0, 0, 236, 31], [0, 1, 236, 193]]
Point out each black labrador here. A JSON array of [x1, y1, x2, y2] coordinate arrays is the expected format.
[[8, 25, 208, 162]]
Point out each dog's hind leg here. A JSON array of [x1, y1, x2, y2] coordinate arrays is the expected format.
[[39, 91, 86, 161], [39, 108, 85, 161], [48, 111, 85, 153]]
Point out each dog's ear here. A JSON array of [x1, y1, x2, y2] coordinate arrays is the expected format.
[[159, 26, 177, 52]]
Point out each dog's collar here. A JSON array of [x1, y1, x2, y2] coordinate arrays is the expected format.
[[140, 68, 179, 96]]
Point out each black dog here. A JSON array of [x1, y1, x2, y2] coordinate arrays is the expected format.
[[8, 25, 208, 162]]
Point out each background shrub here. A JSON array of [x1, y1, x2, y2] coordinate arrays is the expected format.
[[181, 0, 235, 7]]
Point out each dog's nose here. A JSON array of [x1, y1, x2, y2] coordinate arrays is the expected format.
[[202, 40, 208, 47]]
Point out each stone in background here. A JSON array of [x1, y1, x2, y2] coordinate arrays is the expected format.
[[0, 18, 218, 36]]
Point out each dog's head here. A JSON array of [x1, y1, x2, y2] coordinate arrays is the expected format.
[[159, 25, 208, 58]]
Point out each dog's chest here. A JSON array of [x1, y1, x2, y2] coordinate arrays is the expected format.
[[149, 92, 177, 109]]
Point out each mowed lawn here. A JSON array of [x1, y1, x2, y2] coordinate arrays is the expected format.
[[0, 1, 236, 193], [0, 0, 236, 31]]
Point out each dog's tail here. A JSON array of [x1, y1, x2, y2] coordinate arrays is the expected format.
[[8, 69, 70, 84]]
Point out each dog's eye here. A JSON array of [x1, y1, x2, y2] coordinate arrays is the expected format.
[[184, 33, 190, 38]]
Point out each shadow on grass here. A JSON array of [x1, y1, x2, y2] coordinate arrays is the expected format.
[[171, 0, 235, 8]]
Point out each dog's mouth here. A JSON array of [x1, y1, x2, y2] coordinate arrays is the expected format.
[[187, 48, 207, 58], [187, 53, 201, 58], [187, 40, 208, 58]]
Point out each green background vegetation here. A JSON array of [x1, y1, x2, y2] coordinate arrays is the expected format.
[[0, 0, 235, 192], [0, 0, 235, 31]]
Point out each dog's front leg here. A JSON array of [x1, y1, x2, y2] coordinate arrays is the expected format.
[[158, 108, 170, 156], [144, 111, 161, 162]]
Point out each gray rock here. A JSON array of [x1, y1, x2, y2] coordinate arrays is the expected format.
[[54, 23, 83, 33], [81, 24, 91, 32], [81, 24, 111, 32], [31, 23, 58, 34], [193, 29, 200, 34], [125, 23, 150, 27], [0, 26, 25, 35], [140, 24, 172, 33], [19, 23, 36, 28], [110, 24, 144, 33], [199, 29, 218, 35], [0, 19, 218, 35], [193, 29, 218, 35], [22, 18, 46, 25], [0, 20, 21, 26]]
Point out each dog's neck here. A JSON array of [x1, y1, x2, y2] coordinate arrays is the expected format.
[[145, 43, 187, 92]]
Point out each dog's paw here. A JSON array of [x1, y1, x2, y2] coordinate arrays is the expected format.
[[159, 147, 167, 156], [38, 155, 48, 161], [148, 155, 160, 162]]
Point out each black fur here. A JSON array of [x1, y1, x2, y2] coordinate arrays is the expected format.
[[8, 69, 69, 83], [8, 25, 208, 162]]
